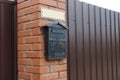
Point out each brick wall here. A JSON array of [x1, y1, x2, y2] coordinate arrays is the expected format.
[[17, 0, 67, 80]]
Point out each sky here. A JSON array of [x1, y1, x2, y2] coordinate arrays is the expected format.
[[79, 0, 120, 12]]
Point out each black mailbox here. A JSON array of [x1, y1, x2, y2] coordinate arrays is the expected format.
[[43, 22, 68, 60]]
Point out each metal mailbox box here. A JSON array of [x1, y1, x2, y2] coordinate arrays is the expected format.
[[43, 22, 67, 60]]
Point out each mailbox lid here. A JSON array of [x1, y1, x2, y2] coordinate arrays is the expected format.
[[44, 22, 68, 29]]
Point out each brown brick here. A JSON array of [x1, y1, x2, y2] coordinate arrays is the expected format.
[[18, 9, 24, 17], [58, 2, 65, 9], [18, 37, 24, 44], [24, 51, 45, 58], [24, 5, 41, 15], [25, 21, 40, 29], [17, 0, 31, 9], [18, 73, 31, 79], [60, 59, 67, 64], [39, 20, 48, 27], [31, 0, 40, 5], [18, 29, 31, 37], [18, 44, 32, 51], [32, 43, 44, 50], [60, 78, 67, 80], [40, 73, 59, 80], [25, 66, 49, 74], [25, 66, 33, 73], [50, 64, 67, 72], [17, 0, 24, 3], [31, 28, 43, 35], [33, 66, 49, 74], [40, 0, 57, 7], [60, 71, 67, 78], [39, 66, 49, 74], [25, 20, 48, 29], [18, 15, 31, 23], [18, 51, 24, 58], [24, 36, 44, 44], [33, 75, 40, 80], [18, 59, 31, 65], [58, 0, 66, 2], [32, 59, 59, 66], [18, 65, 24, 72], [31, 36, 44, 43], [31, 12, 41, 20], [17, 24, 24, 31], [24, 37, 32, 43]]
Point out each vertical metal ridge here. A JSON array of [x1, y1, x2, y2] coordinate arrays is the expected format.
[[112, 11, 117, 80], [0, 3, 5, 80], [13, 5, 17, 80], [106, 9, 112, 80], [100, 8, 103, 80], [94, 6, 98, 80], [88, 4, 92, 80], [110, 11, 114, 80], [114, 12, 118, 80], [66, 0, 70, 79], [99, 8, 104, 80], [118, 13, 120, 80], [0, 3, 2, 80], [67, 0, 77, 80], [83, 3, 86, 80], [101, 8, 108, 80], [83, 3, 91, 80], [105, 9, 109, 80], [95, 6, 102, 80], [74, 0, 78, 79], [113, 12, 117, 80], [89, 4, 97, 80], [116, 12, 119, 80], [76, 1, 84, 80], [81, 2, 85, 80]]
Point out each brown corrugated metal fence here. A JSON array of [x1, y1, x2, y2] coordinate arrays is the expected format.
[[67, 1, 120, 80], [0, 1, 17, 80]]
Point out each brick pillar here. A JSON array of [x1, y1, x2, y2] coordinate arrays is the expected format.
[[17, 0, 67, 80]]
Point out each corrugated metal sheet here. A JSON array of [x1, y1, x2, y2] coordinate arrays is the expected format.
[[0, 2, 17, 80], [67, 1, 120, 80]]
